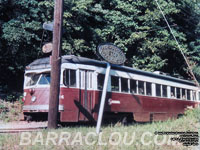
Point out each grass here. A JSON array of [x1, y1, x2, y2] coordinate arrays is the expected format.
[[0, 108, 199, 150]]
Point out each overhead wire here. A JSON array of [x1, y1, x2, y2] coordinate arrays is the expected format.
[[154, 0, 199, 87]]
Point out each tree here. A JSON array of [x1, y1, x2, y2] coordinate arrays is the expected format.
[[0, 0, 200, 94], [0, 0, 47, 93]]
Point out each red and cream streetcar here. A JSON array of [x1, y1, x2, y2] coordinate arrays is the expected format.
[[22, 55, 200, 123]]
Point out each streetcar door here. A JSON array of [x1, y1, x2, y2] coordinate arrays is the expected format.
[[78, 69, 94, 121]]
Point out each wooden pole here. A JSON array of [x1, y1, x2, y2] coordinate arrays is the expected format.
[[48, 0, 63, 129]]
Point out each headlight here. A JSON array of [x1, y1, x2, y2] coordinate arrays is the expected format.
[[23, 92, 27, 101], [23, 92, 27, 96], [31, 96, 37, 102]]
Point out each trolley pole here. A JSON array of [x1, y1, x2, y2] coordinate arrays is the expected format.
[[48, 0, 63, 129]]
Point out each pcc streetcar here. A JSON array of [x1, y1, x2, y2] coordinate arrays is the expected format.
[[22, 55, 200, 123]]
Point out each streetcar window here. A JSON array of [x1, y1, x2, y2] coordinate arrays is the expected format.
[[182, 89, 186, 99], [192, 91, 196, 101], [111, 76, 119, 91], [121, 77, 128, 93], [64, 69, 76, 87], [156, 84, 161, 97], [146, 82, 152, 96], [162, 85, 167, 98], [87, 71, 93, 89], [130, 79, 137, 94], [187, 89, 191, 100], [65, 70, 69, 85], [171, 87, 175, 98], [97, 74, 105, 90], [138, 81, 144, 95], [26, 74, 40, 86], [70, 70, 76, 87], [176, 88, 181, 99], [38, 73, 51, 85], [199, 92, 200, 101]]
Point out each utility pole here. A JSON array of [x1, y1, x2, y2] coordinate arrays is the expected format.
[[48, 0, 63, 129]]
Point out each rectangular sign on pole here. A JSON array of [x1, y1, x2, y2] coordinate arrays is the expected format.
[[43, 22, 54, 31]]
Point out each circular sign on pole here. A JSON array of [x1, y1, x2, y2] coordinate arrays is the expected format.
[[42, 42, 53, 53], [97, 43, 126, 65]]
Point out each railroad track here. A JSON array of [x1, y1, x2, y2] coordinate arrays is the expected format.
[[0, 127, 46, 133], [0, 121, 47, 134]]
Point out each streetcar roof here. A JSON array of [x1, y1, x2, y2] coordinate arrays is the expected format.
[[26, 55, 196, 86]]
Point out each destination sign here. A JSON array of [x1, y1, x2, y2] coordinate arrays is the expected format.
[[97, 43, 126, 65]]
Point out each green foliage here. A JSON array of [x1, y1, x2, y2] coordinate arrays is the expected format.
[[0, 100, 23, 122], [184, 108, 200, 121], [0, 0, 200, 93]]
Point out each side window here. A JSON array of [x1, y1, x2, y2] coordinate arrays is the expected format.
[[182, 89, 186, 100], [192, 91, 196, 101], [187, 89, 191, 100], [64, 69, 76, 87], [97, 74, 105, 90], [176, 88, 181, 99], [70, 70, 76, 87], [121, 77, 128, 93], [130, 79, 137, 94], [162, 85, 167, 98], [171, 87, 175, 98], [199, 92, 200, 101], [138, 81, 144, 95], [156, 84, 161, 97], [64, 70, 69, 86], [146, 82, 152, 96], [111, 76, 119, 91], [87, 71, 93, 89]]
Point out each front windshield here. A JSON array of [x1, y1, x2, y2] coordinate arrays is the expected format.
[[38, 73, 51, 85], [25, 73, 51, 87], [26, 74, 41, 86]]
